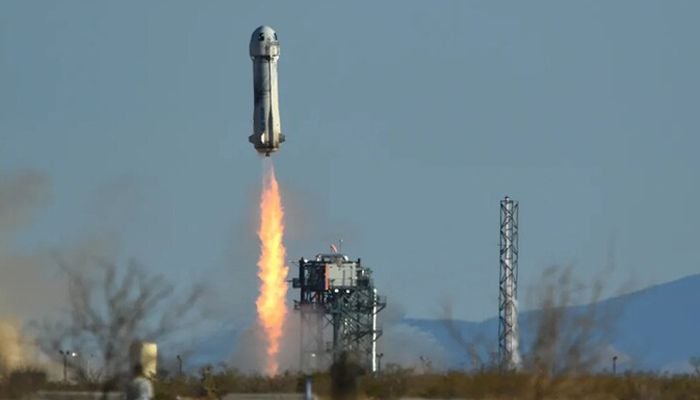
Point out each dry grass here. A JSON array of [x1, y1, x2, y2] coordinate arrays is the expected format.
[[358, 371, 700, 399], [150, 370, 700, 399], [2, 367, 700, 399]]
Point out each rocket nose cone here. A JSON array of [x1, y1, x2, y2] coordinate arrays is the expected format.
[[251, 25, 277, 39], [250, 25, 279, 57]]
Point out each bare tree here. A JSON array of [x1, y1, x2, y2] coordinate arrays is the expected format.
[[526, 267, 618, 376], [690, 356, 700, 376], [33, 257, 204, 389]]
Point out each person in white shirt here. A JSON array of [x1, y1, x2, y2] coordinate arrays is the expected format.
[[125, 364, 154, 400]]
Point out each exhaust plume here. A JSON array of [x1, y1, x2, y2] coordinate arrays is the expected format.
[[255, 162, 288, 375]]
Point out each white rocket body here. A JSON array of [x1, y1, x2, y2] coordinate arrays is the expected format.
[[249, 26, 285, 156]]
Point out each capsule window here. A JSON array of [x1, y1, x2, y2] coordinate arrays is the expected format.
[[273, 33, 278, 40], [258, 33, 265, 41]]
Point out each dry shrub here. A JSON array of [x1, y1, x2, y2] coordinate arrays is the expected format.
[[359, 371, 700, 400], [0, 367, 47, 398], [360, 364, 411, 399]]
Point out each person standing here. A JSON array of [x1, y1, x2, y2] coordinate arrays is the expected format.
[[125, 364, 154, 400]]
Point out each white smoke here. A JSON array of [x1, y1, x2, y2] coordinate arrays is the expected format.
[[229, 324, 266, 373], [380, 322, 449, 371], [378, 303, 449, 371]]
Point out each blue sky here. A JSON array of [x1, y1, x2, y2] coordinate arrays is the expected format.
[[1, 1, 698, 322]]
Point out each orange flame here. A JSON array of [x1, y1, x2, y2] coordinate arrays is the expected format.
[[255, 163, 288, 375]]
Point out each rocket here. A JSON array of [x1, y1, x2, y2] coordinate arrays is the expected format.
[[249, 26, 285, 156]]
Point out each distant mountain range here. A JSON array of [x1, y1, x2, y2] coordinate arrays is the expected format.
[[407, 273, 700, 373], [193, 274, 700, 373]]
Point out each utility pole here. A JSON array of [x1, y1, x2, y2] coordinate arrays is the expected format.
[[59, 350, 77, 383]]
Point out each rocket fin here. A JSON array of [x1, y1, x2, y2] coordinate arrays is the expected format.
[[248, 133, 267, 144]]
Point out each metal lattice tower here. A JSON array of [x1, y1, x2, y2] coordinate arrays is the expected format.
[[499, 196, 521, 370], [293, 253, 386, 373]]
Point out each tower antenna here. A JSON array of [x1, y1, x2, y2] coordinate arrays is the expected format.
[[498, 196, 521, 370]]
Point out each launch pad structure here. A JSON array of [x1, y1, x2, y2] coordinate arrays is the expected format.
[[293, 253, 386, 373], [498, 196, 521, 370]]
